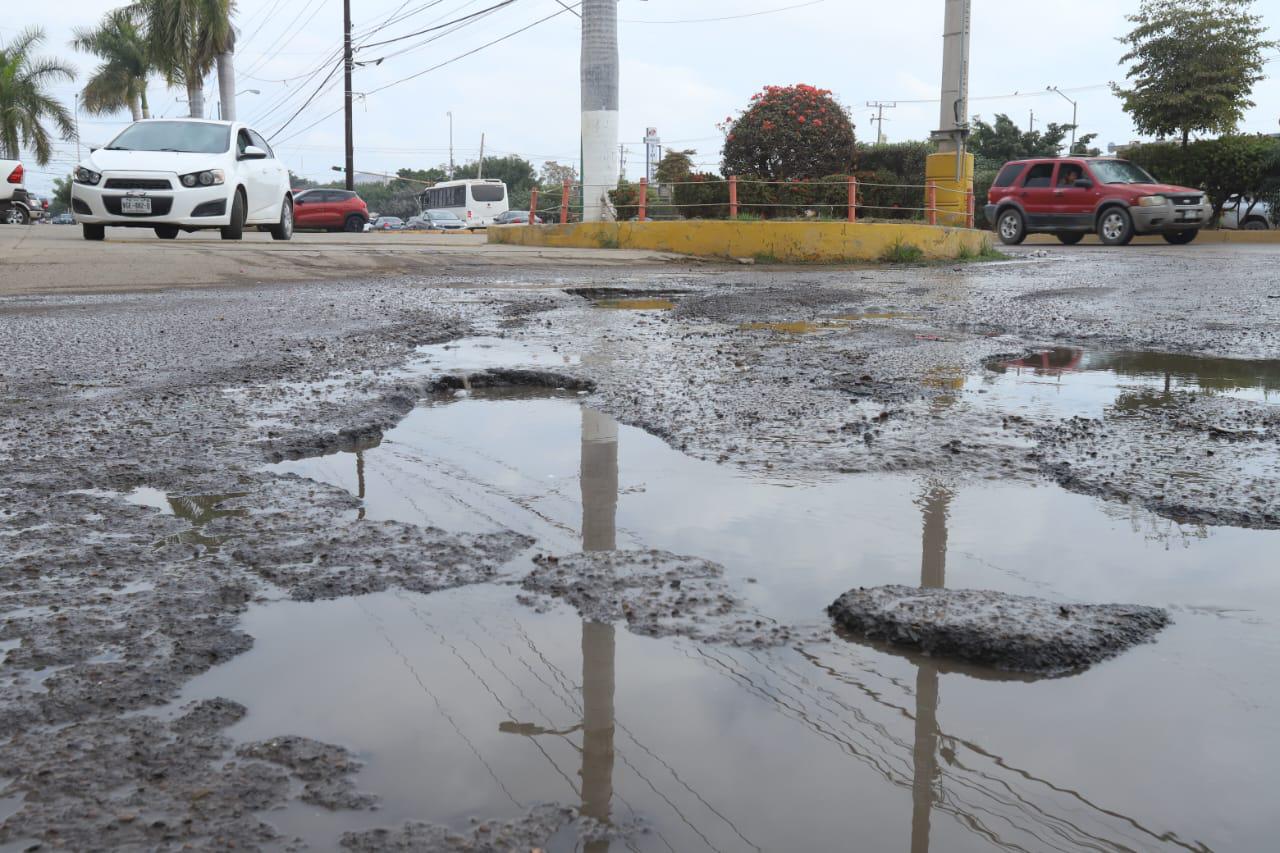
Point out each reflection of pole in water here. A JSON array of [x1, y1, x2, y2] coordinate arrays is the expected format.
[[580, 407, 618, 850], [912, 482, 952, 853], [356, 450, 367, 520]]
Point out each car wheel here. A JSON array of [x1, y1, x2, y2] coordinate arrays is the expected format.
[[82, 223, 105, 241], [1162, 229, 1197, 245], [996, 208, 1026, 245], [154, 225, 180, 240], [1097, 207, 1134, 245], [1242, 218, 1269, 231], [220, 190, 246, 240], [3, 206, 30, 225], [270, 198, 294, 241], [343, 215, 364, 233], [1056, 232, 1085, 245]]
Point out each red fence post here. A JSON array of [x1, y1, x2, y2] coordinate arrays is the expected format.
[[926, 182, 937, 226], [965, 189, 974, 229], [638, 177, 647, 221], [848, 177, 857, 223], [729, 175, 738, 219], [529, 187, 538, 225], [561, 180, 570, 224]]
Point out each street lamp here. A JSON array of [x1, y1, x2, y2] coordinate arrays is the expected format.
[[1046, 86, 1078, 152], [218, 89, 260, 120], [447, 111, 454, 179]]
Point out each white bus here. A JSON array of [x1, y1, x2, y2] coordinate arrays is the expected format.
[[418, 178, 509, 229]]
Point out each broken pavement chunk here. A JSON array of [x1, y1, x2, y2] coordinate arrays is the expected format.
[[827, 585, 1169, 675]]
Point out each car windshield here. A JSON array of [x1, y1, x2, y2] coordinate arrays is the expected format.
[[105, 121, 231, 154], [428, 210, 461, 220], [1089, 160, 1157, 185]]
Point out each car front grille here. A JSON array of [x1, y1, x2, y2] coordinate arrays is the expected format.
[[1171, 195, 1202, 206], [103, 196, 174, 216], [104, 178, 173, 190]]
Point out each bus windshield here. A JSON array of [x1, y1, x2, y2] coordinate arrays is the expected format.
[[471, 184, 505, 202]]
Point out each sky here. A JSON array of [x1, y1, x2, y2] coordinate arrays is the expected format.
[[7, 0, 1280, 197]]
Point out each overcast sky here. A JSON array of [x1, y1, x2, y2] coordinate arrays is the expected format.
[[8, 0, 1280, 196]]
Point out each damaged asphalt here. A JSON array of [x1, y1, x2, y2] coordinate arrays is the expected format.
[[2, 241, 1279, 849]]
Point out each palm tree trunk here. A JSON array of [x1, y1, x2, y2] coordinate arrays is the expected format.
[[129, 88, 143, 122], [140, 87, 151, 120], [187, 76, 205, 119], [216, 49, 236, 121]]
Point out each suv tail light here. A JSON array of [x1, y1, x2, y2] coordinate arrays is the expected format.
[[467, 210, 472, 220], [6, 164, 22, 184]]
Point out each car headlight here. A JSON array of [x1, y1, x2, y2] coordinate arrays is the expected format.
[[74, 166, 102, 186], [1136, 195, 1167, 207], [179, 169, 225, 188]]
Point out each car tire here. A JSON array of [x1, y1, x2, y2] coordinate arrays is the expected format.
[[270, 198, 294, 241], [1242, 217, 1269, 231], [1056, 232, 1085, 245], [1097, 207, 1134, 246], [1162, 229, 1197, 245], [82, 223, 105, 241], [343, 215, 364, 233], [995, 208, 1026, 245], [220, 190, 246, 240], [4, 205, 30, 225], [155, 225, 180, 240]]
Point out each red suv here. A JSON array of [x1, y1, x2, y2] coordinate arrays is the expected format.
[[985, 158, 1211, 246], [292, 188, 369, 232]]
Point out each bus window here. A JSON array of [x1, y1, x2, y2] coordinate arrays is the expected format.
[[471, 184, 505, 202]]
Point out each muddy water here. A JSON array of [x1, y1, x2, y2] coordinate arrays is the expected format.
[[175, 381, 1280, 851]]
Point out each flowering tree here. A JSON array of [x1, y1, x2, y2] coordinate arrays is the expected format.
[[720, 84, 856, 180]]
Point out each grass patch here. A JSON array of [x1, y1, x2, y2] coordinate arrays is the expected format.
[[733, 212, 765, 221], [955, 242, 1009, 262], [596, 233, 620, 250], [878, 238, 925, 264]]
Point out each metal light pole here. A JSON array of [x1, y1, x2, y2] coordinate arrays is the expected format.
[[1047, 86, 1079, 152], [218, 89, 259, 121], [447, 111, 454, 179], [73, 94, 82, 162], [343, 0, 354, 191]]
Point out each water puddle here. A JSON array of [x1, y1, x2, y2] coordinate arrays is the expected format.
[[175, 392, 1280, 850], [76, 486, 247, 552], [593, 298, 676, 311], [973, 348, 1280, 419], [414, 336, 578, 373]]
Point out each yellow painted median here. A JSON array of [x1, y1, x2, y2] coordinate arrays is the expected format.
[[488, 220, 992, 263]]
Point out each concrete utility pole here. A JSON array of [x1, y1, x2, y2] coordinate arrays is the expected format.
[[447, 112, 454, 179], [1028, 109, 1035, 134], [343, 0, 354, 191], [867, 101, 897, 144], [926, 0, 973, 224], [477, 133, 485, 178], [581, 0, 620, 222]]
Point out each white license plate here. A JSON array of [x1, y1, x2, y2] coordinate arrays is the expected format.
[[121, 197, 152, 214]]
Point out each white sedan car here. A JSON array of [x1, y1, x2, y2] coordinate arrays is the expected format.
[[71, 119, 293, 241]]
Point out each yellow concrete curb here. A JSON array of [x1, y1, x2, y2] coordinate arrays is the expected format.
[[1024, 230, 1280, 245], [487, 220, 991, 263]]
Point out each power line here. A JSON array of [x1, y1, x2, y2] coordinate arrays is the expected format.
[[271, 1, 581, 146], [621, 0, 827, 24], [357, 0, 521, 50]]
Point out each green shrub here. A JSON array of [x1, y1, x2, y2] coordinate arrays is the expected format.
[[879, 238, 924, 264], [722, 84, 857, 179], [673, 173, 730, 219], [856, 141, 935, 180]]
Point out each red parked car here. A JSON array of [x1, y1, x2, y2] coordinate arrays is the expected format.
[[984, 157, 1212, 246], [291, 188, 369, 232]]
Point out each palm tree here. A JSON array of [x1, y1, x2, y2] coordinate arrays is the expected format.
[[0, 27, 76, 165], [130, 0, 235, 119], [71, 8, 152, 122]]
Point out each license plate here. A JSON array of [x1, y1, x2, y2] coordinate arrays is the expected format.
[[121, 196, 152, 214]]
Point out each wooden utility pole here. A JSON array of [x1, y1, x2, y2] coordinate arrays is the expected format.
[[343, 0, 354, 191]]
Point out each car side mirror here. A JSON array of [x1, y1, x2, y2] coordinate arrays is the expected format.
[[1074, 179, 1093, 189], [294, 197, 306, 204], [240, 145, 268, 161]]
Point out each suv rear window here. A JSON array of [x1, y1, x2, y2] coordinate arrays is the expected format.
[[993, 163, 1024, 188], [1022, 163, 1054, 188]]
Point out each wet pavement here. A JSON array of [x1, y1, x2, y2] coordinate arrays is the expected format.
[[2, 243, 1279, 850]]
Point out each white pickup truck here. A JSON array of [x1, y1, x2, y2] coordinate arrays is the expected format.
[[1, 159, 37, 225]]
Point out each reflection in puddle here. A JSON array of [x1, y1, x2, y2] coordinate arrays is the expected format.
[[203, 394, 1280, 850], [975, 347, 1280, 419]]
